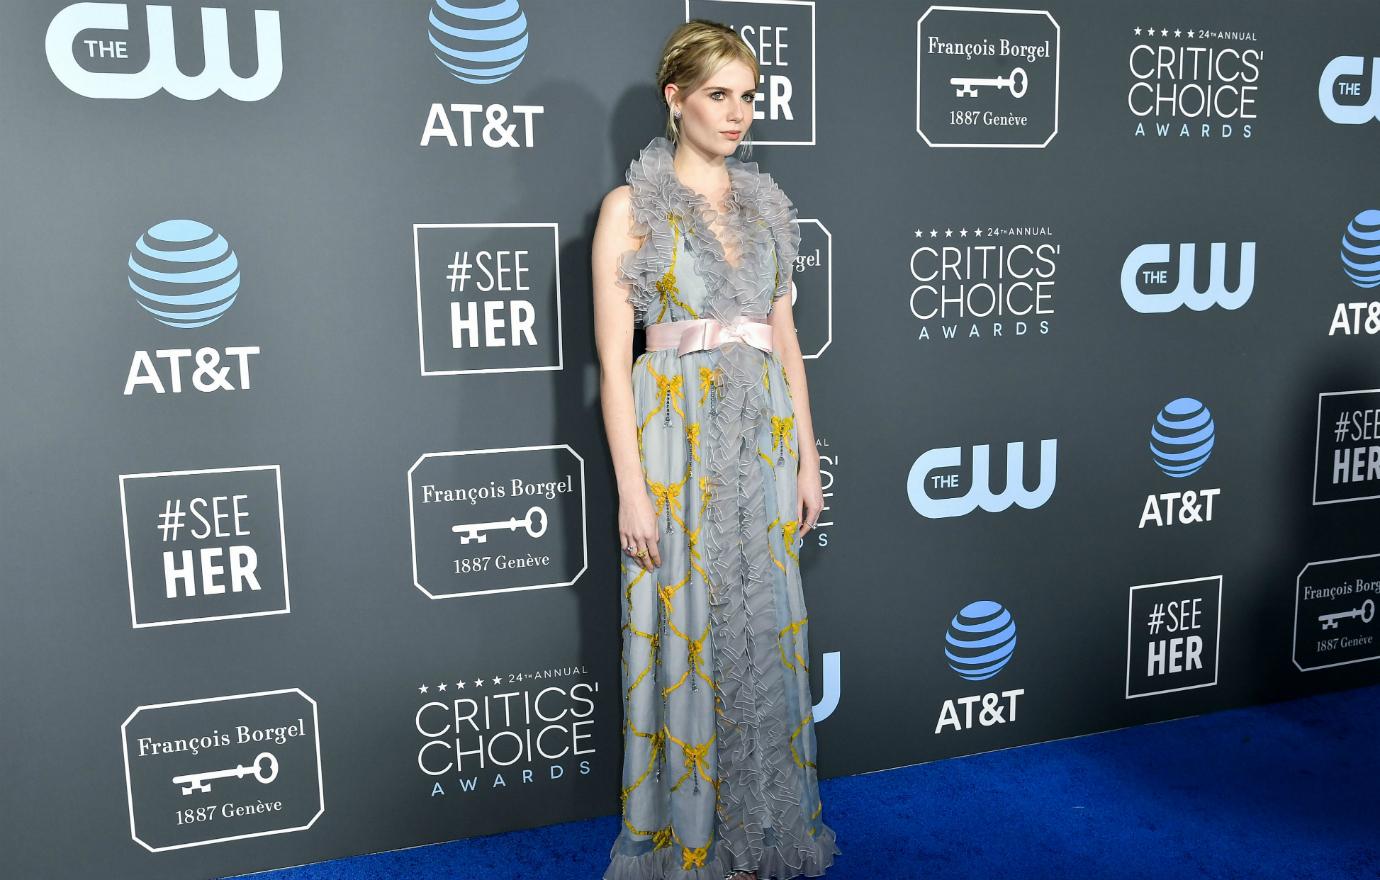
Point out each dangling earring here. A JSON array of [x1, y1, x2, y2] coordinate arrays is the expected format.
[[669, 107, 682, 142]]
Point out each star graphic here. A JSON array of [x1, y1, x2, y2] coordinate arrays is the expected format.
[[1174, 29, 1182, 37], [418, 684, 429, 694], [437, 682, 447, 692], [930, 228, 939, 237], [492, 676, 502, 685], [960, 228, 969, 237], [915, 229, 924, 238], [944, 228, 953, 237], [455, 680, 466, 689], [1133, 26, 1142, 35], [474, 678, 484, 687], [974, 228, 984, 237], [1160, 28, 1168, 36]]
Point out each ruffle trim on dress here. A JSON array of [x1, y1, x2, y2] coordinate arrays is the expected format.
[[603, 822, 840, 880], [617, 136, 801, 326]]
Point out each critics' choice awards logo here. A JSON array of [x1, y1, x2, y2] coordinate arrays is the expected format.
[[908, 224, 1057, 342], [687, 0, 816, 145], [119, 466, 290, 627], [46, 3, 282, 101], [1126, 24, 1261, 140], [1125, 576, 1221, 699], [409, 445, 586, 599], [1319, 54, 1380, 124], [1312, 389, 1380, 506], [1294, 555, 1380, 672], [414, 223, 563, 375], [121, 689, 322, 851], [1327, 210, 1380, 336], [421, 0, 544, 148], [916, 6, 1059, 148], [1120, 240, 1255, 313], [907, 439, 1056, 519], [935, 600, 1024, 734], [123, 219, 260, 395], [1139, 397, 1221, 529], [415, 664, 598, 796]]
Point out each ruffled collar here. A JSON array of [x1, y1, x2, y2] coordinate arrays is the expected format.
[[631, 135, 773, 233]]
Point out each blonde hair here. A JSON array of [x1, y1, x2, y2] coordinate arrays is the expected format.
[[657, 19, 758, 157]]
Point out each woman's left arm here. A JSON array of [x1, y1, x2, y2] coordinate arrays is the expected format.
[[768, 292, 823, 537]]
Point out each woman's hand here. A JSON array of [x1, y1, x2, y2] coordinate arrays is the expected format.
[[619, 490, 662, 572], [796, 455, 824, 540]]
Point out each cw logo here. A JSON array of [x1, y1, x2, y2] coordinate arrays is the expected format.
[[1120, 242, 1256, 314], [1319, 56, 1380, 124], [906, 440, 1057, 519], [46, 3, 282, 101]]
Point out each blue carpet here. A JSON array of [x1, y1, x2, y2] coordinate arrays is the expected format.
[[239, 684, 1380, 880]]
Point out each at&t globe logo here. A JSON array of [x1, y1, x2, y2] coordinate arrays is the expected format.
[[122, 219, 260, 396], [1330, 209, 1380, 336], [944, 600, 1017, 681], [419, 0, 544, 148], [1150, 397, 1215, 478], [428, 0, 529, 83], [127, 219, 239, 328], [935, 599, 1024, 735], [1341, 209, 1380, 288], [1139, 396, 1220, 528]]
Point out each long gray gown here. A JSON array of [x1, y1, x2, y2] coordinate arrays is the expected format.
[[603, 136, 840, 880]]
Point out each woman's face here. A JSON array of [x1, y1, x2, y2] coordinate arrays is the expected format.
[[667, 59, 756, 156]]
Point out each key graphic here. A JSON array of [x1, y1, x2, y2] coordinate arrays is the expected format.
[[171, 751, 279, 795], [451, 505, 548, 545], [951, 66, 1027, 98], [1319, 598, 1376, 630]]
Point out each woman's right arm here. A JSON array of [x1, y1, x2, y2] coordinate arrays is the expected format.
[[592, 185, 662, 571]]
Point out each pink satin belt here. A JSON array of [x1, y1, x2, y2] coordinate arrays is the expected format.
[[644, 317, 774, 356]]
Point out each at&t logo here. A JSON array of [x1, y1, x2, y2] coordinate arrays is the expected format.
[[46, 3, 282, 101], [1139, 397, 1220, 528], [123, 219, 260, 396], [1319, 55, 1380, 124], [907, 439, 1056, 519], [1120, 242, 1255, 313], [420, 0, 544, 148], [935, 600, 1024, 734], [1329, 209, 1380, 336]]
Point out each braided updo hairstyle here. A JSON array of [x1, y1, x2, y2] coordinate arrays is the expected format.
[[657, 19, 759, 157]]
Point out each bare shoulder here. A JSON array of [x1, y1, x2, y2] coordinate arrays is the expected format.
[[601, 184, 632, 216]]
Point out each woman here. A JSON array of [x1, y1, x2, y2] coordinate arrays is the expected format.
[[592, 20, 840, 880]]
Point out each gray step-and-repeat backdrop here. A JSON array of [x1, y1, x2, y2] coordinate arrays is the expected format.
[[4, 0, 1380, 876]]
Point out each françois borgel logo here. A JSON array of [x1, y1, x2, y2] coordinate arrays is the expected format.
[[119, 465, 289, 627], [121, 689, 322, 851], [1127, 24, 1261, 140], [907, 439, 1056, 519], [421, 0, 544, 148], [408, 445, 586, 599], [908, 223, 1057, 342], [1319, 54, 1380, 124], [1327, 209, 1380, 336], [1125, 576, 1221, 699], [46, 3, 282, 101], [1139, 397, 1220, 529], [415, 664, 599, 796], [1294, 555, 1380, 672], [935, 600, 1023, 734], [1120, 240, 1255, 314], [916, 6, 1059, 148], [413, 223, 562, 376], [1313, 389, 1380, 506], [793, 219, 832, 357], [686, 0, 817, 146], [123, 219, 261, 396]]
